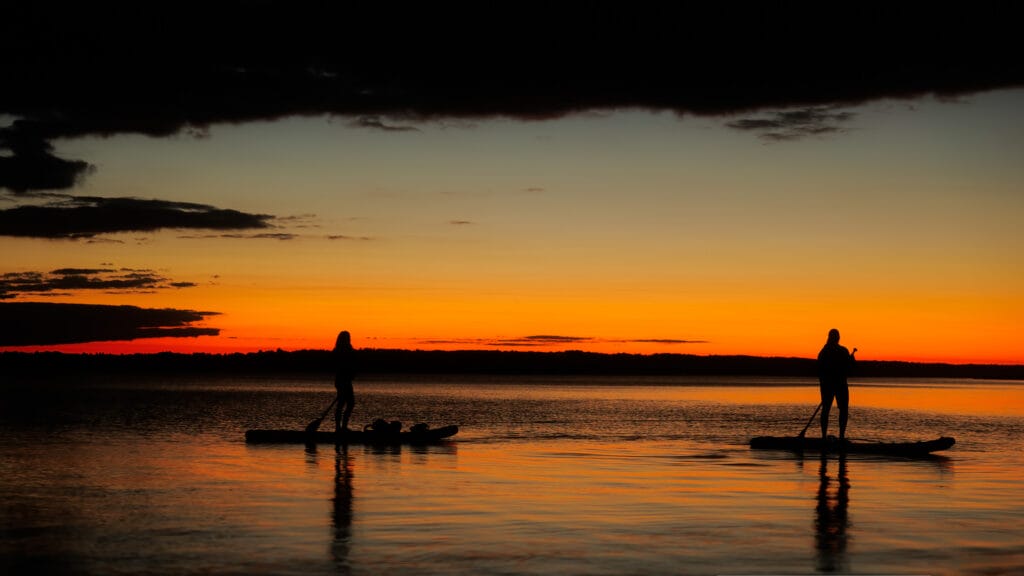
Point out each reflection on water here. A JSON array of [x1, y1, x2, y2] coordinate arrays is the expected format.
[[0, 375, 1022, 575], [332, 445, 353, 574], [814, 454, 849, 573], [304, 443, 355, 573]]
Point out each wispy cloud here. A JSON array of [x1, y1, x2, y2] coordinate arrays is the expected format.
[[725, 107, 857, 141], [274, 214, 319, 229], [327, 234, 373, 241], [348, 116, 420, 132], [484, 335, 592, 348], [631, 338, 709, 345], [416, 335, 707, 349], [0, 267, 199, 300], [178, 232, 296, 241]]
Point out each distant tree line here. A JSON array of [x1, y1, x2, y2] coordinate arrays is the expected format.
[[2, 349, 1023, 381]]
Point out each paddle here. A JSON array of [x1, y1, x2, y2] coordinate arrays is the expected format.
[[798, 402, 822, 438], [304, 397, 338, 433]]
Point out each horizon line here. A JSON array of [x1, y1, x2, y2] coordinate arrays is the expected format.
[[3, 347, 1022, 368]]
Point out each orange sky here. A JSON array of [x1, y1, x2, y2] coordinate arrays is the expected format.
[[2, 92, 1023, 364]]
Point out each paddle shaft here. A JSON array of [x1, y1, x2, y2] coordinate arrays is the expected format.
[[316, 397, 338, 421], [305, 397, 338, 431], [798, 402, 823, 438]]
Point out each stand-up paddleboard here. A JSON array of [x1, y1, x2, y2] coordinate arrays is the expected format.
[[749, 435, 954, 456]]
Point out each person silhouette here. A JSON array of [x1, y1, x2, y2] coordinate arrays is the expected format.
[[817, 328, 856, 442], [333, 330, 356, 434]]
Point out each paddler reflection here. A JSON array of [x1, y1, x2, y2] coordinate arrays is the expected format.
[[815, 453, 850, 573], [331, 444, 354, 571]]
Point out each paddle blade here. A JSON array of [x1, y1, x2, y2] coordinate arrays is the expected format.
[[304, 397, 338, 433], [304, 417, 324, 433]]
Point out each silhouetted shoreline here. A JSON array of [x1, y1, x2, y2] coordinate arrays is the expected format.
[[3, 350, 1023, 381]]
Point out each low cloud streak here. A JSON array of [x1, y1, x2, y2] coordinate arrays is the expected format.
[[0, 302, 219, 346], [0, 268, 197, 299], [725, 107, 857, 141], [0, 195, 273, 238], [418, 334, 707, 349]]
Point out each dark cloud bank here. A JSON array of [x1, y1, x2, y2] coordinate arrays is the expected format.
[[0, 268, 218, 346], [2, 2, 1022, 193], [0, 302, 218, 346]]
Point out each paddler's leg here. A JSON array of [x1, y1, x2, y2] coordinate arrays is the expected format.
[[819, 384, 834, 440], [334, 393, 343, 433], [341, 401, 352, 432], [836, 383, 849, 441], [340, 381, 354, 432]]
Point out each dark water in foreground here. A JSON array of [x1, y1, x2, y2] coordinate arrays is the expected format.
[[2, 374, 1022, 575]]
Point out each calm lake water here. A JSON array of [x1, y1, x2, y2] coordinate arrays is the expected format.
[[2, 374, 1023, 575]]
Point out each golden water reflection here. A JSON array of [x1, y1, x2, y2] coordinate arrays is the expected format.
[[461, 378, 1024, 417], [331, 445, 353, 573], [814, 454, 850, 573], [2, 376, 1020, 575]]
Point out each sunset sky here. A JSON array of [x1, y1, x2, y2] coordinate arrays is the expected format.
[[2, 4, 1022, 364]]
